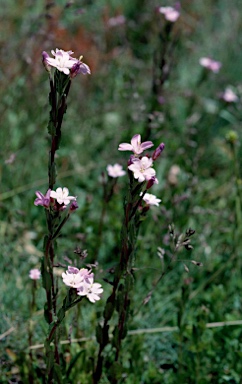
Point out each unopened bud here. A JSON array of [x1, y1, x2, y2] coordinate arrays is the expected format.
[[42, 51, 51, 72], [152, 143, 165, 160], [183, 264, 189, 273], [69, 200, 78, 212], [191, 260, 203, 267], [146, 176, 159, 189], [225, 130, 238, 145]]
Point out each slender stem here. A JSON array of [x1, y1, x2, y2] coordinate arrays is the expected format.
[[93, 180, 141, 383]]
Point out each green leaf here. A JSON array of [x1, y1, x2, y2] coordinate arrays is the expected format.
[[108, 362, 123, 381], [96, 323, 103, 345], [46, 349, 54, 375], [66, 350, 85, 378], [57, 307, 65, 323], [112, 325, 119, 349], [44, 303, 51, 324], [103, 301, 115, 321], [42, 269, 52, 290], [53, 363, 63, 384]]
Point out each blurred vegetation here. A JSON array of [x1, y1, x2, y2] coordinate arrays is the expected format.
[[1, 0, 242, 382]]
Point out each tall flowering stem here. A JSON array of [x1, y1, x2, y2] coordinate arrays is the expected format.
[[38, 49, 91, 382], [93, 136, 164, 383], [93, 174, 145, 383]]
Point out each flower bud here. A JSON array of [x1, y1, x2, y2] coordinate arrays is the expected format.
[[146, 176, 159, 190], [42, 51, 51, 72], [69, 200, 78, 212], [152, 143, 165, 160]]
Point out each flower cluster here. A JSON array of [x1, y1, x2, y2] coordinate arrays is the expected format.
[[158, 6, 180, 22], [199, 57, 222, 73], [29, 269, 41, 280], [34, 187, 77, 211], [62, 266, 103, 303], [42, 49, 91, 77], [118, 134, 164, 207]]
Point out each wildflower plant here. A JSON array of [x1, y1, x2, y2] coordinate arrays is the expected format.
[[93, 136, 165, 383], [34, 47, 180, 384], [36, 48, 104, 382]]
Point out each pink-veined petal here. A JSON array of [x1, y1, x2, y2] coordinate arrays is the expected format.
[[118, 143, 133, 151]]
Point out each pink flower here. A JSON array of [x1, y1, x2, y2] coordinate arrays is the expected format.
[[50, 187, 76, 205], [70, 58, 91, 78], [62, 266, 103, 303], [62, 267, 94, 289], [79, 268, 94, 284], [107, 164, 126, 178], [107, 15, 126, 27], [118, 134, 154, 155], [77, 280, 103, 303], [34, 189, 51, 208], [158, 6, 180, 22], [45, 49, 78, 75], [62, 267, 87, 288], [128, 157, 156, 182], [221, 87, 238, 103], [29, 269, 41, 280], [141, 192, 161, 207], [199, 57, 222, 73]]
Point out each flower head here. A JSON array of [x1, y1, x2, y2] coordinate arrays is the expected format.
[[158, 6, 180, 22], [199, 57, 222, 73], [141, 192, 161, 207], [62, 267, 84, 288], [221, 87, 238, 103], [79, 268, 94, 284], [70, 57, 91, 78], [118, 134, 154, 155], [29, 269, 41, 280], [45, 49, 78, 75], [34, 189, 51, 208], [107, 163, 126, 178], [128, 156, 156, 182], [50, 187, 76, 205], [77, 281, 103, 303]]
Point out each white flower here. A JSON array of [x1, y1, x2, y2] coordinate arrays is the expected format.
[[118, 134, 154, 155], [128, 157, 156, 182], [77, 281, 103, 303], [158, 6, 180, 22], [141, 192, 161, 207], [45, 49, 77, 75], [62, 269, 84, 288], [50, 187, 76, 205], [29, 269, 41, 280], [107, 164, 126, 178], [62, 266, 93, 288]]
